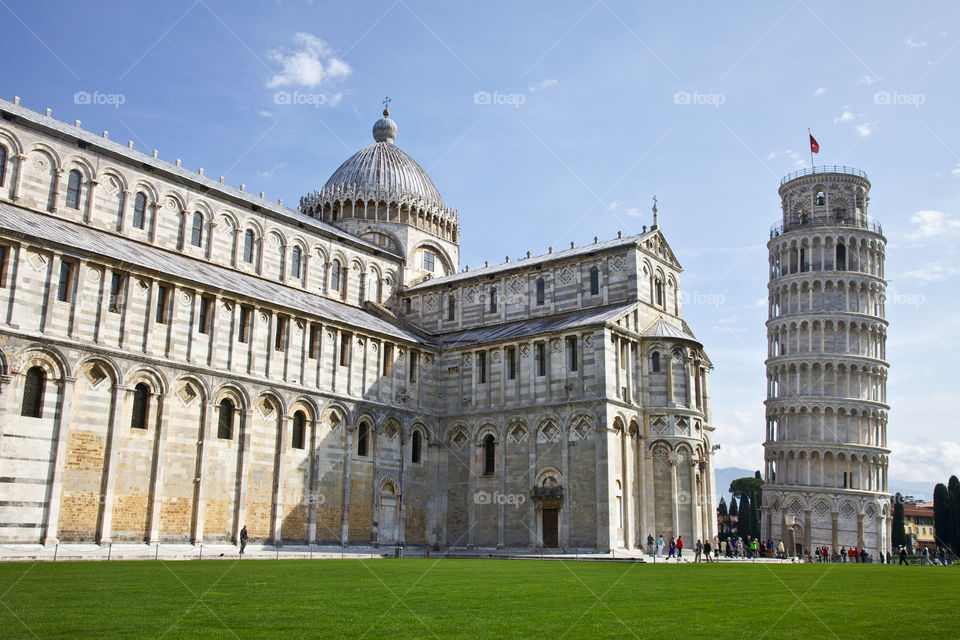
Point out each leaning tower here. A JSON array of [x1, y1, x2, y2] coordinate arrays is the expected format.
[[761, 166, 891, 558]]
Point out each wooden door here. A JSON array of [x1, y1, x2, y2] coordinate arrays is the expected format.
[[542, 508, 559, 548]]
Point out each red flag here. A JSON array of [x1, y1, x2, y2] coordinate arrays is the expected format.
[[809, 134, 820, 154]]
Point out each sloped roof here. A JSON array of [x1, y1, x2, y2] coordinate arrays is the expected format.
[[408, 231, 655, 291], [436, 302, 635, 348], [0, 203, 426, 345], [642, 316, 701, 344]]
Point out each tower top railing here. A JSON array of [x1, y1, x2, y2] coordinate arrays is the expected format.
[[770, 216, 883, 239], [780, 166, 869, 185]]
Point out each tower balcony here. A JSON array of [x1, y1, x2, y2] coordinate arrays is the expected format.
[[780, 165, 868, 186], [770, 216, 883, 239]]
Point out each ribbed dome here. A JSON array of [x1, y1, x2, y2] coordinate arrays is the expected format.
[[322, 140, 444, 207]]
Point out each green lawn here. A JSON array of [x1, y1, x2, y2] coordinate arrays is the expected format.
[[0, 559, 956, 639]]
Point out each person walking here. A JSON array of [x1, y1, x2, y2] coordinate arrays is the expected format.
[[657, 534, 664, 558], [777, 539, 785, 560], [750, 537, 759, 560], [704, 539, 712, 562], [668, 538, 676, 560], [240, 525, 248, 556], [676, 535, 684, 560], [695, 539, 703, 563], [898, 546, 908, 565], [713, 536, 720, 560], [647, 534, 655, 557]]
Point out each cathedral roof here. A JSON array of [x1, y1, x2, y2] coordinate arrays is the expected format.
[[312, 110, 446, 212], [642, 316, 700, 344], [0, 202, 426, 346]]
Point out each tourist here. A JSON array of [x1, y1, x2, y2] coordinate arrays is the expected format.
[[840, 546, 846, 563], [777, 539, 785, 560], [240, 525, 248, 555], [695, 539, 703, 563], [676, 535, 684, 560], [922, 547, 929, 566], [657, 534, 664, 557], [647, 534, 655, 556], [704, 539, 712, 562], [720, 539, 727, 557], [750, 538, 759, 560], [898, 546, 908, 565], [713, 536, 720, 560], [668, 539, 676, 560]]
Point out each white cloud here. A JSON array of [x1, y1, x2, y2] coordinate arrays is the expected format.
[[528, 78, 558, 92], [888, 440, 960, 483], [257, 109, 273, 118], [906, 210, 960, 240], [834, 110, 854, 123], [905, 36, 927, 48], [856, 74, 878, 85], [856, 120, 878, 137], [257, 162, 286, 179], [952, 164, 960, 177], [266, 32, 351, 90], [766, 149, 804, 166], [606, 201, 644, 218], [899, 262, 960, 282], [813, 87, 827, 96]]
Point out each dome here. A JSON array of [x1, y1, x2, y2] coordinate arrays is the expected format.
[[320, 110, 445, 209]]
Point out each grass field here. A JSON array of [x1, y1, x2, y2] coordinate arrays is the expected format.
[[0, 558, 957, 639]]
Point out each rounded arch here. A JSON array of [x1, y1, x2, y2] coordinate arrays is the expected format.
[[61, 153, 96, 180], [97, 168, 129, 193], [213, 383, 249, 410], [535, 467, 562, 487], [13, 345, 70, 380], [76, 354, 123, 387], [476, 422, 500, 442], [25, 142, 63, 171], [289, 396, 319, 421], [215, 209, 240, 232], [159, 190, 187, 213], [255, 390, 286, 418], [186, 198, 214, 221], [0, 126, 25, 156], [125, 365, 167, 395], [411, 241, 454, 275], [131, 179, 159, 203]]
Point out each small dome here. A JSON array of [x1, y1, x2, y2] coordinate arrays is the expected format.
[[322, 110, 444, 208], [372, 108, 397, 143]]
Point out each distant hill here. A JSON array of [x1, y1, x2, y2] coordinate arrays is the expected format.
[[712, 468, 935, 505], [714, 467, 757, 506]]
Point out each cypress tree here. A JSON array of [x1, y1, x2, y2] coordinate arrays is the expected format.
[[933, 483, 950, 551], [891, 494, 906, 549], [729, 495, 738, 517], [738, 493, 752, 539], [948, 476, 960, 555], [718, 497, 728, 516]]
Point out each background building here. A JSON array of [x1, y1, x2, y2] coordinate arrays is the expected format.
[[761, 166, 891, 556], [0, 99, 717, 551]]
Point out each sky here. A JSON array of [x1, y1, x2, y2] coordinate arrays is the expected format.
[[1, 0, 958, 498]]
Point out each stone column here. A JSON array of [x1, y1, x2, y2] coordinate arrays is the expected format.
[[83, 179, 98, 224], [398, 431, 408, 546], [11, 154, 27, 202], [339, 427, 354, 545], [234, 408, 252, 545], [49, 168, 63, 213], [689, 459, 700, 541], [831, 512, 839, 551], [637, 435, 648, 545], [669, 456, 679, 538], [96, 383, 128, 544], [271, 414, 288, 545], [306, 416, 319, 544], [192, 400, 215, 543], [148, 201, 161, 244], [146, 393, 169, 543], [117, 189, 131, 232], [42, 375, 76, 546]]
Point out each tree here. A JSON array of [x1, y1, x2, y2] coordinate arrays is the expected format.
[[949, 475, 960, 555], [738, 493, 753, 539], [718, 497, 728, 517], [729, 495, 739, 517], [891, 494, 906, 549], [933, 483, 950, 551]]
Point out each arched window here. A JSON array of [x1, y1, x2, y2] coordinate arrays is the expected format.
[[590, 267, 600, 296], [290, 246, 302, 279], [131, 383, 150, 429], [0, 145, 7, 188], [655, 279, 664, 306], [357, 421, 369, 457], [412, 430, 422, 464], [217, 398, 234, 439], [330, 259, 342, 296], [133, 192, 147, 229], [65, 170, 82, 209], [190, 212, 204, 247], [292, 410, 306, 449], [20, 366, 45, 418], [536, 278, 545, 306], [483, 434, 496, 475], [489, 286, 497, 313], [651, 352, 660, 373], [447, 295, 456, 320], [836, 244, 846, 270], [243, 229, 255, 263]]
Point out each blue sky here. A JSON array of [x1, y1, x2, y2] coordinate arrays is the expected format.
[[2, 0, 958, 496]]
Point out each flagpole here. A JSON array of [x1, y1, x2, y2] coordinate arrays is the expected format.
[[809, 128, 814, 170]]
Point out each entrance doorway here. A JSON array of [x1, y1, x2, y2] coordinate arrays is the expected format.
[[542, 508, 559, 548], [378, 482, 397, 545]]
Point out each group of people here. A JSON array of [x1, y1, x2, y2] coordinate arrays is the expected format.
[[896, 545, 953, 566], [646, 534, 776, 561], [807, 545, 869, 563]]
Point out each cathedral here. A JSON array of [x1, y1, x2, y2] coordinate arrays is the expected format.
[[0, 97, 717, 552]]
